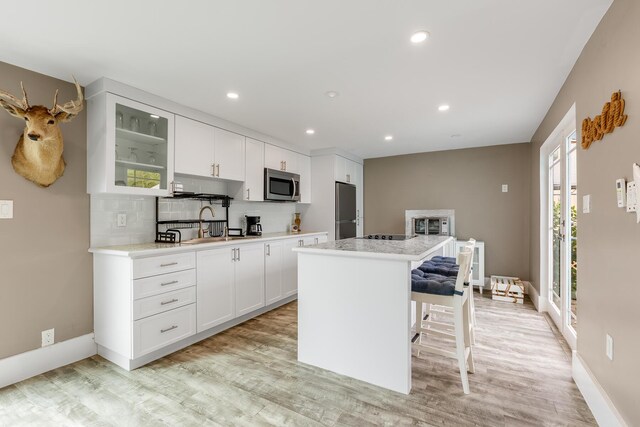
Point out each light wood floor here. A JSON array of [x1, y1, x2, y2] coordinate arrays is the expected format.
[[0, 292, 595, 426]]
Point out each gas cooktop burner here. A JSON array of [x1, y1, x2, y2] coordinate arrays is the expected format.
[[358, 234, 416, 241]]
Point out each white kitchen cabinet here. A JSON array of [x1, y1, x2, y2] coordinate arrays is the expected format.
[[264, 241, 284, 305], [196, 243, 265, 331], [355, 162, 364, 237], [174, 118, 245, 181], [235, 244, 265, 316], [298, 153, 311, 203], [197, 247, 235, 332], [282, 238, 300, 297], [265, 144, 298, 172], [239, 137, 264, 201], [334, 155, 358, 185], [87, 93, 175, 196], [174, 116, 214, 177], [455, 240, 485, 292], [214, 128, 245, 181]]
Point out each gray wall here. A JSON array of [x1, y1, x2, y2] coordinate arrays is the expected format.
[[364, 143, 531, 279], [0, 62, 92, 359], [529, 0, 639, 423]]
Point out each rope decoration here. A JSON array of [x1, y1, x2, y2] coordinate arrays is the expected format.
[[581, 91, 628, 149]]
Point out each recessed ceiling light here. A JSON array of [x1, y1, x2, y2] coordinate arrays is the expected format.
[[438, 104, 450, 112], [384, 135, 393, 141], [306, 129, 315, 135], [410, 31, 430, 44], [226, 92, 239, 99], [451, 134, 461, 138], [325, 91, 340, 98], [149, 114, 160, 119]]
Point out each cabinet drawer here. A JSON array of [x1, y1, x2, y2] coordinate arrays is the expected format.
[[133, 252, 195, 279], [133, 304, 196, 358], [133, 286, 196, 320], [133, 269, 196, 300]]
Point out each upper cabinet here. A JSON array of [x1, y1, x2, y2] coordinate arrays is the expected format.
[[265, 144, 298, 173], [238, 138, 264, 201], [334, 155, 358, 184], [174, 117, 245, 181], [298, 153, 311, 204], [87, 93, 174, 196], [174, 116, 214, 177]]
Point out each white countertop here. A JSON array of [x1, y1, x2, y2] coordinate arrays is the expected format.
[[293, 235, 453, 261], [89, 231, 328, 258]]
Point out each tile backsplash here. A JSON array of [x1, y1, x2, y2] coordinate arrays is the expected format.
[[90, 175, 307, 247]]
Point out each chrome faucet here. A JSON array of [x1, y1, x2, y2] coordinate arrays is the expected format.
[[198, 205, 216, 238]]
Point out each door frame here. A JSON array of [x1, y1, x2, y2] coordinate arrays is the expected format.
[[539, 104, 577, 349]]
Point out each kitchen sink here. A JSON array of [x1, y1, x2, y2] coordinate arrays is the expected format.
[[180, 235, 259, 245]]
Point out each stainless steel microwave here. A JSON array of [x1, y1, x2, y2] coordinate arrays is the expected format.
[[264, 168, 300, 202], [412, 216, 450, 236]]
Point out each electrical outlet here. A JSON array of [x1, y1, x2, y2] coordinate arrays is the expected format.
[[583, 195, 591, 214], [42, 328, 54, 347], [502, 184, 508, 193], [0, 200, 13, 219], [117, 213, 127, 227], [606, 334, 614, 361]]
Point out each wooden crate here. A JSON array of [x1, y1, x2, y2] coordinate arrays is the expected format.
[[491, 275, 525, 304]]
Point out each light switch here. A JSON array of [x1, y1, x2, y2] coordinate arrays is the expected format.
[[582, 195, 591, 214], [502, 184, 508, 193], [0, 200, 13, 219], [117, 213, 127, 227]]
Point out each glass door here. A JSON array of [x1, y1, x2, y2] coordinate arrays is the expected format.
[[546, 129, 577, 349], [107, 94, 174, 196]]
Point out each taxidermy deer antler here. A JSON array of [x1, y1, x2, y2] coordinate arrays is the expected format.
[[0, 77, 83, 187]]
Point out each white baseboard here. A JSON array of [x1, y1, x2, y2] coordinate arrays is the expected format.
[[572, 351, 628, 427], [0, 333, 97, 389], [527, 282, 545, 312]]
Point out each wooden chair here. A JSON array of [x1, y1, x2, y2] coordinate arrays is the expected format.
[[411, 248, 475, 394]]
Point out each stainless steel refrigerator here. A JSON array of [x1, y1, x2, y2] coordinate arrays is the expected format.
[[335, 182, 357, 239]]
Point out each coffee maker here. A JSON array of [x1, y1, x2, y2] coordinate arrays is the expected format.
[[245, 215, 263, 236]]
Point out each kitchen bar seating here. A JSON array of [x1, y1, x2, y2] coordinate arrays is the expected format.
[[411, 248, 475, 394]]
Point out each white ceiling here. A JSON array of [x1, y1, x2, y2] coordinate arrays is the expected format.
[[0, 0, 611, 159]]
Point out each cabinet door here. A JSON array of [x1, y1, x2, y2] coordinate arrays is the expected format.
[[298, 153, 311, 203], [265, 241, 284, 305], [235, 244, 265, 316], [334, 155, 347, 183], [244, 138, 264, 201], [174, 116, 214, 178], [196, 248, 235, 332], [106, 94, 175, 196], [214, 128, 245, 181], [264, 144, 284, 171], [281, 149, 298, 173], [281, 238, 300, 297], [345, 159, 358, 184], [355, 162, 364, 236]]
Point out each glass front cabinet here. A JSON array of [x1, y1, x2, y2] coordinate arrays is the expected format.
[[87, 93, 175, 196]]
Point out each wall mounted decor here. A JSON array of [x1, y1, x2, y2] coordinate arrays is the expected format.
[[0, 78, 83, 187], [581, 91, 628, 149]]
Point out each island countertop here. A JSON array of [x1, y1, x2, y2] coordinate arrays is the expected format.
[[293, 235, 453, 262]]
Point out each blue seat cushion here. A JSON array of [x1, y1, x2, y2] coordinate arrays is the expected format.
[[417, 261, 459, 277], [431, 256, 457, 264], [412, 277, 457, 296]]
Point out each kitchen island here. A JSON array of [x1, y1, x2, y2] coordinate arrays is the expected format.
[[293, 235, 455, 394]]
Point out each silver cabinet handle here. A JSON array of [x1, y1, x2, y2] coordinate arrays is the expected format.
[[211, 164, 215, 176], [314, 238, 318, 244], [246, 188, 250, 200], [160, 325, 178, 333], [232, 248, 236, 261], [280, 161, 284, 171], [160, 280, 179, 287], [266, 244, 271, 256], [160, 262, 178, 267], [237, 247, 240, 261], [161, 298, 179, 306], [284, 161, 287, 171], [347, 174, 350, 183], [216, 163, 220, 177], [357, 209, 359, 217]]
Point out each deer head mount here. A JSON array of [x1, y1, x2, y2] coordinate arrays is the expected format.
[[0, 78, 83, 187]]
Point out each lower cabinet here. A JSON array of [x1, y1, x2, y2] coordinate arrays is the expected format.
[[196, 243, 265, 332], [265, 240, 284, 305]]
